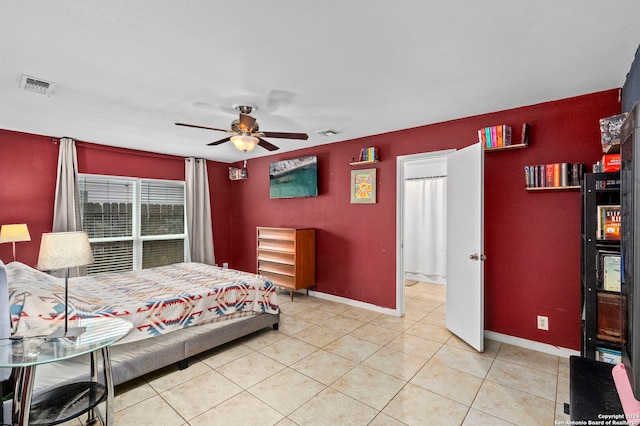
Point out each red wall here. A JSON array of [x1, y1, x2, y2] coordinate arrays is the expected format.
[[227, 90, 620, 350], [0, 89, 621, 350], [0, 132, 233, 269]]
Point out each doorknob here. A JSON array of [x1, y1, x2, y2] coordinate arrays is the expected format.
[[469, 253, 486, 261]]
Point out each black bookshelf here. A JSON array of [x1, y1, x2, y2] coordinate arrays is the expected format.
[[581, 172, 621, 360]]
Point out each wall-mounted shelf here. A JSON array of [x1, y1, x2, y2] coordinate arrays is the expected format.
[[484, 143, 528, 152], [349, 159, 379, 166], [526, 185, 580, 191]]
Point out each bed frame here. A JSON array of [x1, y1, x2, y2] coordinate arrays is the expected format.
[[111, 312, 279, 384]]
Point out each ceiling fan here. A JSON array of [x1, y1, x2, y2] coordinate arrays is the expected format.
[[175, 104, 308, 152]]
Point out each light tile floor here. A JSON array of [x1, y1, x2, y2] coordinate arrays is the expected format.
[[63, 282, 571, 425]]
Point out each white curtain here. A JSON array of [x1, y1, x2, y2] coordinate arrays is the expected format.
[[52, 138, 85, 277], [185, 158, 215, 265], [53, 138, 82, 232], [404, 177, 447, 282]]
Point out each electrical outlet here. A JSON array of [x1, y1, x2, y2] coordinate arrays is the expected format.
[[537, 315, 549, 331], [223, 262, 229, 269]]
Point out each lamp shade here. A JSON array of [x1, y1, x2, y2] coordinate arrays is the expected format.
[[230, 135, 259, 152], [0, 224, 31, 243], [37, 231, 94, 271]]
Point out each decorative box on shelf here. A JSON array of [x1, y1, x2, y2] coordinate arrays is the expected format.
[[600, 113, 627, 154], [229, 167, 248, 180], [350, 147, 379, 166]]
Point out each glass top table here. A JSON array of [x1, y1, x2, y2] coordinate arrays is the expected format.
[[0, 317, 133, 368], [0, 317, 132, 426]]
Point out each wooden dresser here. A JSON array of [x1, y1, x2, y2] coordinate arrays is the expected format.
[[257, 227, 315, 301]]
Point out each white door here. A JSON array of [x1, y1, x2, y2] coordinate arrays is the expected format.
[[446, 143, 484, 352]]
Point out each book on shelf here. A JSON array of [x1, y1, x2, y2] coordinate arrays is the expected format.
[[478, 125, 512, 148], [478, 129, 486, 147], [602, 154, 621, 172], [596, 347, 622, 364], [521, 123, 530, 146], [597, 249, 621, 291], [524, 162, 581, 188], [357, 147, 379, 162], [571, 163, 585, 186], [603, 254, 621, 292], [560, 163, 569, 186], [595, 177, 621, 190], [553, 163, 561, 187], [597, 292, 623, 343], [545, 164, 554, 187], [485, 127, 493, 147], [597, 205, 621, 240]]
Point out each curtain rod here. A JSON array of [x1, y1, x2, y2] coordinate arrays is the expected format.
[[50, 137, 183, 160], [405, 175, 447, 181]]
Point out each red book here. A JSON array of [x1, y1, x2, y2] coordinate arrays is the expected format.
[[546, 164, 554, 187], [603, 154, 621, 172]]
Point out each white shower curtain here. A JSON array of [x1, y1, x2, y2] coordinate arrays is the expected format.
[[404, 177, 447, 283]]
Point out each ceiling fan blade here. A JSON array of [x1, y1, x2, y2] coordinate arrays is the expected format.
[[260, 131, 309, 140], [175, 122, 229, 133], [238, 114, 257, 132], [257, 138, 280, 151], [207, 136, 231, 146]]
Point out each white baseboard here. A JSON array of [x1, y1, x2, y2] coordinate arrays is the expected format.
[[404, 273, 446, 285], [302, 290, 580, 358], [306, 289, 397, 316], [485, 330, 580, 358]]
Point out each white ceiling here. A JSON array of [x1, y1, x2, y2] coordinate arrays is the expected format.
[[1, 1, 640, 163]]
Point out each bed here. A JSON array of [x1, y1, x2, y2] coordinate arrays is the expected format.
[[7, 261, 279, 343], [1, 261, 280, 423]]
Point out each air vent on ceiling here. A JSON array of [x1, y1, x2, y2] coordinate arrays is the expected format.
[[19, 74, 54, 96], [316, 129, 341, 137]]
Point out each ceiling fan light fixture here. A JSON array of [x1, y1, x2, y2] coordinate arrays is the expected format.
[[230, 134, 259, 152]]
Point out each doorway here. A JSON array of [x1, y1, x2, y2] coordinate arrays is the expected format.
[[403, 160, 448, 286], [396, 144, 485, 351], [396, 150, 454, 317]]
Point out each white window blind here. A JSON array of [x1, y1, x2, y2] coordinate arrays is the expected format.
[[79, 175, 186, 274], [140, 181, 185, 236]]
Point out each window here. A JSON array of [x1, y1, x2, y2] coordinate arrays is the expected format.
[[79, 175, 187, 274]]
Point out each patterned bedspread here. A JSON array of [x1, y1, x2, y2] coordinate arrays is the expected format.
[[6, 262, 278, 344]]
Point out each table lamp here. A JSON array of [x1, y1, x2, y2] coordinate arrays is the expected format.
[[37, 231, 94, 338], [0, 224, 31, 262]]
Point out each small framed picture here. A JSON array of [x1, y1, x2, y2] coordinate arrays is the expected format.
[[351, 168, 376, 204]]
